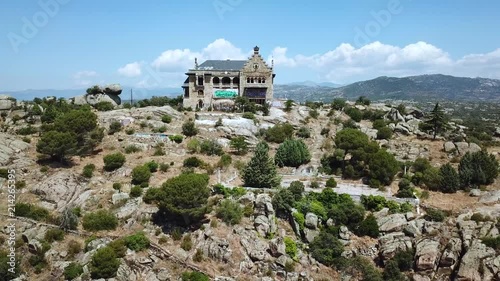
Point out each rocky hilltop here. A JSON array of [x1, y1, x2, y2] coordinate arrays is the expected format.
[[0, 97, 499, 281]]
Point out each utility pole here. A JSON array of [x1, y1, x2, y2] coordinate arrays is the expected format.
[[130, 89, 133, 106]]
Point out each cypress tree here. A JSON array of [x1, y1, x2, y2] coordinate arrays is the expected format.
[[243, 142, 280, 188], [423, 102, 449, 139], [275, 139, 311, 167], [438, 163, 460, 193]]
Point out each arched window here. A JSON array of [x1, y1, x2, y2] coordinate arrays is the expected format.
[[213, 77, 220, 84], [221, 77, 231, 85], [197, 76, 204, 86], [258, 78, 262, 83], [262, 78, 266, 83], [198, 90, 204, 96], [233, 77, 239, 84], [251, 78, 254, 83], [247, 78, 250, 83]]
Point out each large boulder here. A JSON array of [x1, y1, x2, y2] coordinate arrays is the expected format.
[[377, 213, 408, 233], [0, 133, 30, 165], [104, 84, 123, 95], [305, 213, 319, 229], [384, 108, 405, 123], [197, 232, 232, 262], [254, 194, 276, 236], [0, 94, 16, 110], [268, 237, 286, 257], [31, 172, 88, 212], [415, 238, 441, 272], [379, 232, 413, 261], [456, 240, 496, 281]]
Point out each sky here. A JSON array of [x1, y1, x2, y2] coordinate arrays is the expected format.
[[1, 0, 500, 92]]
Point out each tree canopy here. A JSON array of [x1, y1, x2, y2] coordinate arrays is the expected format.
[[243, 142, 280, 188]]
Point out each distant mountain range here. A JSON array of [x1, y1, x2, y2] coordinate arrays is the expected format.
[[274, 74, 500, 103], [2, 74, 500, 103]]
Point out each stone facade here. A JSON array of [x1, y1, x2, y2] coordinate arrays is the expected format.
[[182, 46, 275, 110]]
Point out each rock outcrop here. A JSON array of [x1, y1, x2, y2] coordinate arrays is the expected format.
[[0, 133, 30, 165], [70, 84, 122, 108], [0, 94, 16, 110]]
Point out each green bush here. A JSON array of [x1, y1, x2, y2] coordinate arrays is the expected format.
[[309, 231, 345, 266], [354, 214, 379, 238], [181, 234, 193, 251], [243, 142, 280, 188], [169, 134, 183, 143], [103, 152, 126, 171], [216, 199, 243, 225], [377, 126, 393, 140], [16, 125, 37, 135], [153, 126, 167, 133], [288, 181, 305, 201], [94, 101, 114, 111], [459, 151, 499, 187], [108, 121, 122, 135], [64, 262, 83, 280], [130, 186, 143, 198], [264, 123, 294, 143], [14, 203, 49, 221], [44, 228, 65, 242], [345, 107, 362, 122], [124, 232, 150, 251], [481, 236, 500, 250], [229, 136, 248, 155], [182, 120, 198, 136], [145, 161, 159, 172], [82, 210, 118, 231], [200, 139, 223, 156], [186, 138, 200, 153], [112, 182, 122, 191], [181, 271, 209, 281], [383, 259, 405, 281], [275, 139, 311, 167], [242, 112, 255, 119], [293, 212, 305, 230], [82, 163, 96, 178], [325, 177, 337, 188], [125, 128, 135, 135], [161, 114, 172, 123], [159, 163, 169, 172], [124, 145, 141, 154], [438, 163, 460, 193], [107, 239, 127, 257], [296, 126, 311, 138], [284, 237, 297, 259], [392, 249, 414, 271], [131, 165, 151, 185], [183, 156, 203, 168], [90, 246, 120, 278], [217, 154, 232, 168], [372, 119, 387, 130], [425, 208, 446, 222]]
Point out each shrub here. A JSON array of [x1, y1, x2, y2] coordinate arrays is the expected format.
[[124, 128, 134, 135], [354, 214, 379, 238], [161, 114, 172, 123], [310, 181, 320, 189], [392, 249, 414, 271], [320, 128, 330, 136], [372, 119, 387, 130], [325, 178, 337, 188], [215, 118, 223, 127], [284, 237, 297, 259], [288, 181, 305, 201], [159, 163, 169, 172], [16, 125, 37, 135], [438, 163, 460, 193], [64, 262, 83, 280], [200, 139, 223, 156], [124, 232, 150, 251], [103, 153, 126, 171], [216, 199, 243, 225], [230, 136, 248, 155], [82, 163, 96, 178], [481, 236, 500, 250], [383, 259, 404, 281], [181, 271, 210, 281], [82, 210, 118, 231], [296, 126, 311, 138], [112, 182, 122, 191], [108, 121, 122, 135], [152, 126, 167, 133], [94, 101, 114, 111], [169, 134, 183, 143], [182, 120, 198, 136], [181, 234, 193, 251], [459, 151, 499, 187], [67, 240, 82, 258], [130, 185, 143, 198], [15, 180, 26, 189], [309, 109, 319, 119], [275, 139, 311, 167], [345, 107, 362, 122], [183, 156, 203, 168], [377, 126, 393, 140], [145, 161, 159, 172], [89, 246, 120, 278], [243, 142, 280, 188], [309, 231, 344, 266], [131, 165, 151, 185], [425, 208, 446, 222], [14, 203, 49, 221], [264, 123, 294, 143], [217, 154, 232, 168], [193, 248, 204, 262], [242, 112, 255, 119], [44, 228, 65, 242], [125, 145, 141, 154], [293, 212, 305, 230]]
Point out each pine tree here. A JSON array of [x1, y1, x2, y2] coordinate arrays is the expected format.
[[243, 142, 280, 188], [438, 163, 460, 193], [424, 102, 449, 139], [275, 139, 311, 167], [459, 151, 499, 187]]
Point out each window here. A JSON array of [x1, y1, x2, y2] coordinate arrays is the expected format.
[[198, 90, 204, 96], [258, 78, 262, 83], [213, 77, 220, 84], [251, 78, 254, 83], [247, 78, 250, 83], [222, 77, 231, 85], [197, 76, 204, 86], [262, 78, 266, 83]]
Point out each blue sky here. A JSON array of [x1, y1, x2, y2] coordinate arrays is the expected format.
[[1, 0, 500, 91]]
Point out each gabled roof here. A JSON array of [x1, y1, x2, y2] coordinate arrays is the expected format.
[[197, 60, 247, 71]]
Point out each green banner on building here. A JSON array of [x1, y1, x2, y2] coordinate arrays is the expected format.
[[214, 89, 238, 98]]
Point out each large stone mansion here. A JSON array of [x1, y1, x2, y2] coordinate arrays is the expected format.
[[182, 46, 275, 110]]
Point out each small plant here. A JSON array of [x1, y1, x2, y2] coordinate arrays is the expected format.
[[153, 126, 167, 133], [182, 120, 198, 136], [113, 182, 122, 191], [242, 112, 255, 119], [130, 186, 143, 198], [124, 232, 150, 251], [159, 163, 169, 172], [44, 228, 65, 242], [125, 128, 135, 135], [284, 237, 297, 259], [296, 127, 311, 138], [210, 219, 218, 228], [181, 234, 193, 251], [22, 137, 31, 143], [125, 144, 142, 154], [145, 161, 159, 172], [215, 118, 223, 127], [158, 236, 168, 244], [161, 114, 172, 123], [64, 262, 84, 280], [103, 152, 126, 171], [193, 248, 204, 262], [108, 121, 122, 135], [82, 164, 96, 178], [325, 177, 337, 188], [15, 180, 26, 189], [310, 181, 320, 189], [425, 208, 446, 222], [82, 210, 118, 231], [131, 165, 151, 185], [216, 199, 243, 225], [183, 156, 203, 168], [67, 240, 82, 258], [171, 228, 182, 241], [169, 134, 183, 144]]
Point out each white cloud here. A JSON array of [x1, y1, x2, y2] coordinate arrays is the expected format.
[[120, 39, 500, 87], [118, 62, 142, 77], [151, 38, 249, 72]]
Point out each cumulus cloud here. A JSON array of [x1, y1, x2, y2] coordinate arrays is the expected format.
[[118, 62, 142, 77], [151, 38, 249, 72], [121, 39, 500, 87]]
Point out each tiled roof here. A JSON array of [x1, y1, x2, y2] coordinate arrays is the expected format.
[[197, 60, 247, 71]]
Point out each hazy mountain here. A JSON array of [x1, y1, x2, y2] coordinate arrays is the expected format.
[[275, 74, 500, 103], [286, 81, 343, 88]]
